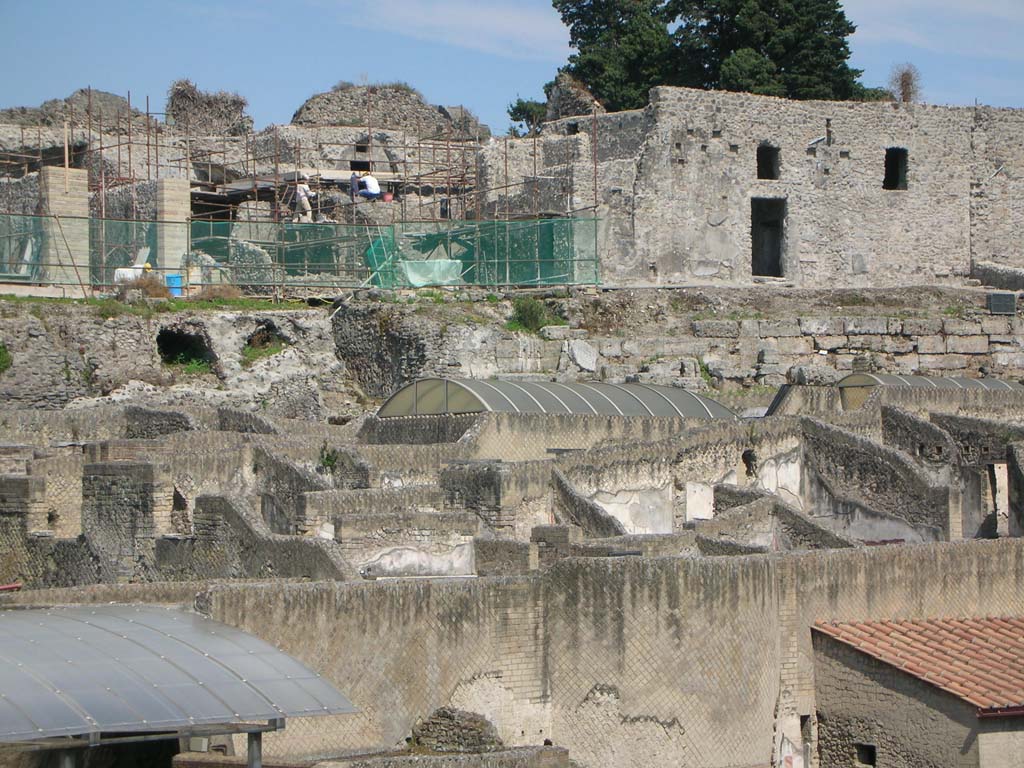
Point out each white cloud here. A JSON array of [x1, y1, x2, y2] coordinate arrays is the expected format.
[[844, 0, 1024, 61], [307, 0, 570, 62]]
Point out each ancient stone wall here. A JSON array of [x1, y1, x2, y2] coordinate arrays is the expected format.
[[26, 450, 83, 537], [801, 418, 951, 541], [812, 631, 978, 768], [155, 495, 350, 581], [533, 88, 1024, 287]]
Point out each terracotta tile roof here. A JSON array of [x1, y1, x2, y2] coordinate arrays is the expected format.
[[813, 617, 1024, 713]]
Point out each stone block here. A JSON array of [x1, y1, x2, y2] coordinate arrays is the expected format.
[[540, 326, 588, 340], [598, 338, 623, 358], [844, 317, 888, 335], [757, 347, 781, 364], [621, 339, 642, 357], [945, 335, 989, 354], [814, 336, 848, 351], [738, 319, 760, 338], [918, 354, 969, 370], [916, 335, 947, 354], [943, 319, 983, 335], [886, 318, 904, 335], [774, 337, 814, 355], [565, 339, 598, 372], [788, 365, 843, 386], [799, 318, 844, 336], [891, 353, 920, 373], [759, 320, 802, 337], [692, 320, 740, 338], [843, 334, 885, 351], [993, 351, 1024, 367], [902, 318, 943, 336], [981, 317, 1011, 335]]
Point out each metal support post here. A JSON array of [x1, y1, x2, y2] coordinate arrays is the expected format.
[[247, 731, 262, 768]]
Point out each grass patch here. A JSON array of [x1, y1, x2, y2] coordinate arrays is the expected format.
[[698, 358, 714, 386], [168, 355, 213, 375], [241, 340, 285, 367], [505, 296, 566, 334], [417, 289, 446, 305], [0, 343, 11, 375], [317, 441, 340, 475]]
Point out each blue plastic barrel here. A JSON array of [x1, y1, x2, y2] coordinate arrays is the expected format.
[[165, 273, 183, 297]]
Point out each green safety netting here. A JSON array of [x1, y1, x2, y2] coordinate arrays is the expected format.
[[0, 214, 598, 290]]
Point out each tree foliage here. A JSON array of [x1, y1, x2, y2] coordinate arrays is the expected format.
[[508, 98, 548, 137], [551, 0, 870, 108], [888, 62, 921, 103]]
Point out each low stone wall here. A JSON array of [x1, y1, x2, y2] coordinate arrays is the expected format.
[[359, 414, 481, 445], [172, 748, 569, 768], [198, 538, 1024, 768], [972, 261, 1024, 291], [156, 495, 351, 581], [329, 749, 567, 768], [801, 419, 951, 541], [442, 461, 554, 538]]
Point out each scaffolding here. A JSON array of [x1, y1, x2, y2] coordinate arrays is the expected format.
[[0, 87, 603, 293]]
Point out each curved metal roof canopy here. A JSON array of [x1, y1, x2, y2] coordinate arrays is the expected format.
[[377, 377, 736, 419], [837, 373, 1024, 391], [0, 606, 355, 744]]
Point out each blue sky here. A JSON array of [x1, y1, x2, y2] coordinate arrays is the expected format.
[[0, 0, 1021, 135]]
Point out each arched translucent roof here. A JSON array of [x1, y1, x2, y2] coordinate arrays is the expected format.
[[377, 377, 736, 419], [837, 373, 1024, 391], [0, 605, 355, 744]]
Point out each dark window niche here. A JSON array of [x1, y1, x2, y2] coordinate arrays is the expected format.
[[757, 145, 781, 180], [855, 743, 877, 766], [883, 147, 908, 190]]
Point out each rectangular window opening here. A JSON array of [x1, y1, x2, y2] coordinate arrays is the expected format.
[[349, 160, 371, 172], [854, 743, 876, 766], [355, 143, 369, 154], [751, 197, 786, 278], [883, 147, 908, 190], [566, 122, 580, 135], [757, 145, 781, 180]]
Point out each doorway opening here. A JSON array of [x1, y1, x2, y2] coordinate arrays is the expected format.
[[751, 198, 786, 277]]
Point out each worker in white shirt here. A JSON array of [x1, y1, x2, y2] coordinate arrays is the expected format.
[[294, 174, 314, 222], [359, 172, 381, 201]]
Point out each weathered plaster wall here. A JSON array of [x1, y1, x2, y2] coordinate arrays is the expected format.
[[198, 539, 1024, 768]]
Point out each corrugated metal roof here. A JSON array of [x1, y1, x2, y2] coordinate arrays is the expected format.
[[0, 606, 355, 744], [814, 617, 1024, 713], [376, 378, 736, 419], [837, 373, 1024, 391]]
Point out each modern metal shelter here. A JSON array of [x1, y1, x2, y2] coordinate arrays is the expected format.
[[0, 606, 354, 766], [376, 377, 735, 420], [837, 373, 1024, 410]]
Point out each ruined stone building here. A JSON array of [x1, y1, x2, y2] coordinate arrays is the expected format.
[[2, 85, 1023, 293], [3, 81, 1024, 768]]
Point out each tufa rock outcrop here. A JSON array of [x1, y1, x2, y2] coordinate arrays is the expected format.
[[292, 83, 487, 139], [412, 707, 504, 753], [165, 79, 253, 137], [545, 73, 605, 122]]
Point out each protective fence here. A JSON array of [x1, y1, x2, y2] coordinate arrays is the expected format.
[[0, 213, 598, 293]]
